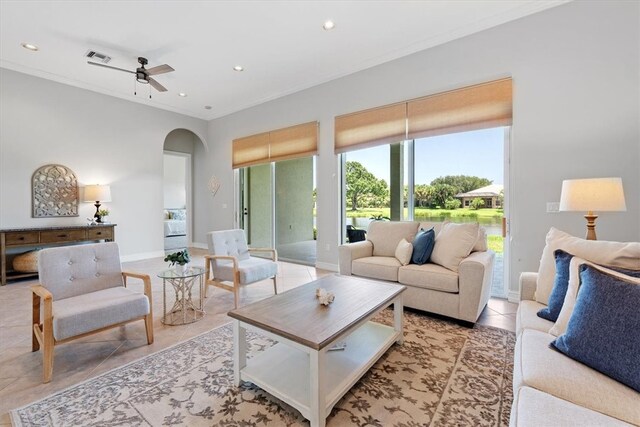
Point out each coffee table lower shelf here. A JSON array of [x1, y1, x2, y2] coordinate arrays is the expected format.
[[238, 321, 399, 422]]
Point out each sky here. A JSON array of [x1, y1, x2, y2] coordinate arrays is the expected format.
[[345, 127, 505, 186]]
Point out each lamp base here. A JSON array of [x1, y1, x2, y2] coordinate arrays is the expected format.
[[94, 202, 102, 223], [584, 212, 598, 240]]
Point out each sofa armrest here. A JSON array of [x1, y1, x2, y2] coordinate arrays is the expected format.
[[519, 272, 538, 302], [458, 250, 495, 323], [338, 241, 373, 275]]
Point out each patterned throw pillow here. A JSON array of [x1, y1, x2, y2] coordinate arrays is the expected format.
[[551, 264, 640, 392], [537, 250, 573, 322]]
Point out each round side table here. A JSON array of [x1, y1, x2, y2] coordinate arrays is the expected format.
[[157, 266, 206, 325]]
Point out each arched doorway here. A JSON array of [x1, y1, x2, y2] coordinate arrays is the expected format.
[[162, 129, 205, 252]]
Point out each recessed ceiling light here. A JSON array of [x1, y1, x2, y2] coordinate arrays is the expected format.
[[204, 105, 212, 110], [21, 42, 39, 51], [323, 20, 335, 30], [178, 92, 187, 97], [233, 65, 244, 72]]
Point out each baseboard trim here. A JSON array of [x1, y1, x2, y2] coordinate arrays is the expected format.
[[508, 290, 520, 303], [315, 262, 339, 272], [191, 242, 208, 250], [121, 250, 165, 263]]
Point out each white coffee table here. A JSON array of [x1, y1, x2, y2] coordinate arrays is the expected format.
[[228, 275, 406, 427]]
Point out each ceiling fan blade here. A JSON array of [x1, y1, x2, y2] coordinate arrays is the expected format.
[[147, 64, 174, 76], [87, 61, 135, 74], [148, 77, 167, 92]]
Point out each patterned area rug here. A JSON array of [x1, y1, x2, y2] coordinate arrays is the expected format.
[[12, 310, 515, 426]]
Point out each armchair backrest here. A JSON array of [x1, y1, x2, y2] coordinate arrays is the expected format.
[[38, 242, 124, 300], [207, 230, 251, 268]]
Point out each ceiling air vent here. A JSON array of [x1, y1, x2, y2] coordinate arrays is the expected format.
[[84, 50, 111, 64]]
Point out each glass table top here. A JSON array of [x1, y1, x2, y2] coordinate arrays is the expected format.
[[157, 266, 205, 279]]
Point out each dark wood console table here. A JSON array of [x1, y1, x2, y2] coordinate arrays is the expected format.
[[0, 224, 116, 286]]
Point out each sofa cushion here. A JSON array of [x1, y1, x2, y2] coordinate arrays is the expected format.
[[510, 386, 632, 427], [411, 228, 435, 265], [352, 256, 401, 282], [418, 221, 447, 235], [514, 329, 640, 425], [516, 300, 554, 336], [215, 257, 277, 284], [368, 221, 419, 257], [537, 250, 573, 322], [398, 263, 459, 293], [535, 227, 640, 305], [53, 287, 149, 341], [551, 264, 640, 392], [395, 238, 413, 266], [430, 222, 479, 272]]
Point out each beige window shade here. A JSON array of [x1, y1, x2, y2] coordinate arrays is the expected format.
[[407, 78, 512, 139], [269, 121, 318, 163], [232, 121, 318, 169], [334, 103, 406, 153], [232, 132, 270, 168]]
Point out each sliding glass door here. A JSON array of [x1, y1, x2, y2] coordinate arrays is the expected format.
[[240, 157, 316, 265]]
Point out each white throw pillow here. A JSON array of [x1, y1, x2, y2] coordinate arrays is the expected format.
[[535, 227, 640, 305], [549, 259, 640, 336], [472, 227, 488, 252], [430, 222, 479, 272], [395, 238, 413, 266]]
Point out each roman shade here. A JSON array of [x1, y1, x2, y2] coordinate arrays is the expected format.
[[407, 78, 513, 139], [333, 78, 512, 153], [334, 103, 406, 154], [232, 121, 318, 169]]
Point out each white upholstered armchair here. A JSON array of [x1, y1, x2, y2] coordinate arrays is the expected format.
[[204, 229, 278, 308], [32, 242, 153, 383]]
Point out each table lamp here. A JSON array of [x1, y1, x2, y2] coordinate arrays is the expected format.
[[559, 177, 626, 240], [84, 184, 112, 221]]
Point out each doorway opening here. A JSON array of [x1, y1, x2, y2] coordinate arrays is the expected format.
[[162, 129, 205, 253]]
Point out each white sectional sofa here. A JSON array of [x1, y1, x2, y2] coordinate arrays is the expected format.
[[338, 220, 495, 323], [511, 272, 640, 427]]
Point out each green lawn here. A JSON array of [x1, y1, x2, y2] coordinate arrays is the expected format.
[[345, 207, 503, 220]]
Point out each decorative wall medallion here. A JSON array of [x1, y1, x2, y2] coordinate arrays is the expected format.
[[208, 175, 221, 197], [32, 164, 79, 217]]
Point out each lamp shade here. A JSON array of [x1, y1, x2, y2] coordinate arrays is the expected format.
[[83, 184, 112, 202], [559, 177, 626, 212]]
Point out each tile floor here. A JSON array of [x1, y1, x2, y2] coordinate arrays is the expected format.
[[0, 248, 517, 424]]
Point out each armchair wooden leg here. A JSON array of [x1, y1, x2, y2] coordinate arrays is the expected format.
[[144, 313, 154, 345], [42, 326, 54, 383], [272, 276, 278, 295], [32, 294, 40, 352]]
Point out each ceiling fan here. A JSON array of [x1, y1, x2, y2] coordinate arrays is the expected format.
[[87, 56, 174, 92]]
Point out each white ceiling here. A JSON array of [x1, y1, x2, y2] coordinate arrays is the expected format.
[[0, 1, 568, 121]]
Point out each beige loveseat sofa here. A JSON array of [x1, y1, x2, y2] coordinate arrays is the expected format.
[[338, 221, 494, 323], [511, 273, 639, 426]]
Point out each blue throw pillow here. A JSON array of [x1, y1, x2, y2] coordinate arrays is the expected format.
[[537, 250, 573, 322], [551, 264, 640, 392], [411, 228, 435, 265]]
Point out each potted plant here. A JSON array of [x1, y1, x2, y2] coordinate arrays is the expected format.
[[97, 208, 110, 223], [164, 249, 191, 274]]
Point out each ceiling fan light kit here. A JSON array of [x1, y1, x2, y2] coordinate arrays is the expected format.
[[87, 56, 174, 95]]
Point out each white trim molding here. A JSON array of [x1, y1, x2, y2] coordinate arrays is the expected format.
[[508, 290, 520, 303], [315, 262, 339, 272]]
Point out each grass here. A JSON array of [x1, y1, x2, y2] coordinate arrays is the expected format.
[[488, 235, 504, 254], [345, 207, 503, 220]]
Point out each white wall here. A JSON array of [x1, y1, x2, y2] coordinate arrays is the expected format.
[[163, 154, 186, 209], [0, 69, 208, 260], [199, 1, 640, 290]]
